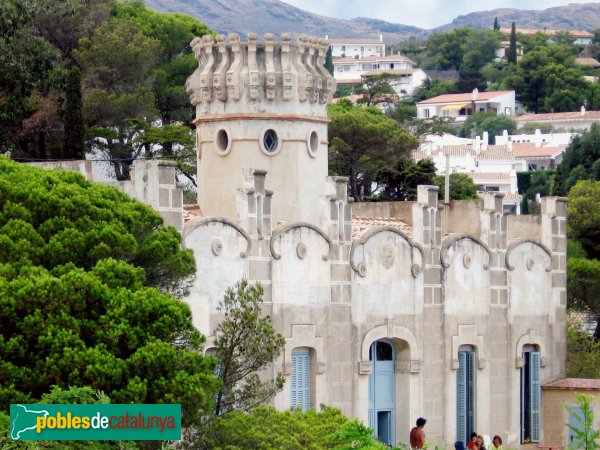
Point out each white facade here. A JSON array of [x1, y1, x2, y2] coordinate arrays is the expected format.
[[327, 36, 384, 58], [416, 90, 516, 121], [516, 108, 600, 132]]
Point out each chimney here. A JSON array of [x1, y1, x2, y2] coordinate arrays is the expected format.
[[534, 128, 541, 148], [475, 135, 481, 153], [581, 105, 586, 116], [482, 131, 489, 150], [380, 34, 383, 42], [325, 35, 329, 40]]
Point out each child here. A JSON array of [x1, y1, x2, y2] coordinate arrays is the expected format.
[[489, 435, 503, 450]]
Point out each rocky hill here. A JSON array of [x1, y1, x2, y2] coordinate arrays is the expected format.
[[144, 0, 600, 43]]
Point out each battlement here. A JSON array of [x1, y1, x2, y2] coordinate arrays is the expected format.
[[186, 33, 335, 117]]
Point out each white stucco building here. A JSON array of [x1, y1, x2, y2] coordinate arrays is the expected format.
[[182, 33, 567, 449], [416, 90, 516, 121], [326, 35, 385, 59]]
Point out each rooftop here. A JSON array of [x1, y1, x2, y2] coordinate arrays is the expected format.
[[417, 90, 514, 105], [512, 142, 565, 158], [352, 216, 412, 240], [516, 110, 600, 122], [543, 378, 600, 390]]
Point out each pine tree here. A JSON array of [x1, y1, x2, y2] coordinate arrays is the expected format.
[[63, 66, 86, 159], [325, 46, 334, 75], [508, 22, 518, 64], [493, 17, 500, 30]]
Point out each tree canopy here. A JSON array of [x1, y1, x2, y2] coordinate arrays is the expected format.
[[0, 158, 218, 423], [328, 100, 419, 201]]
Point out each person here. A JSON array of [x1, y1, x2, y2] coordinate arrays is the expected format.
[[468, 433, 478, 449], [477, 435, 486, 450], [489, 435, 503, 450], [410, 417, 427, 450]]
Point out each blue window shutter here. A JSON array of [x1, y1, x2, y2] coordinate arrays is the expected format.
[[457, 351, 467, 445], [530, 351, 541, 442], [291, 351, 311, 411]]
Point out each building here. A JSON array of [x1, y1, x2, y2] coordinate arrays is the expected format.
[[183, 33, 567, 448], [416, 90, 516, 121], [516, 107, 600, 131], [499, 28, 593, 46], [495, 41, 523, 62], [542, 378, 600, 447], [326, 35, 385, 59]]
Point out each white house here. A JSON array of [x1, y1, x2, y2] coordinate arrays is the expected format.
[[333, 54, 418, 82], [326, 36, 384, 58], [495, 40, 523, 62], [516, 107, 600, 131], [416, 90, 516, 121]]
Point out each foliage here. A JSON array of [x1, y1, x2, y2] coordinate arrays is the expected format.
[[0, 158, 218, 422], [567, 319, 600, 378], [378, 158, 437, 201], [553, 125, 600, 196], [461, 112, 516, 143], [503, 44, 590, 113], [518, 122, 554, 134], [568, 257, 600, 339], [355, 74, 398, 107], [328, 101, 419, 201], [412, 78, 458, 103], [63, 66, 86, 159], [213, 280, 285, 416], [517, 170, 555, 214], [325, 46, 334, 75], [508, 22, 517, 65], [198, 405, 389, 450], [567, 180, 600, 260], [457, 29, 501, 91], [565, 393, 600, 450], [434, 173, 479, 200]]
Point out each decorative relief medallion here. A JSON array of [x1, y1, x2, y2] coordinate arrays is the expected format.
[[463, 254, 472, 269], [380, 244, 394, 269], [296, 242, 307, 259], [526, 256, 535, 270], [357, 262, 367, 277], [211, 238, 223, 256], [411, 264, 421, 278]]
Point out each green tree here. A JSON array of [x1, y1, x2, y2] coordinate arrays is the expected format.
[[553, 125, 600, 196], [0, 157, 218, 421], [458, 29, 501, 91], [378, 158, 437, 201], [493, 17, 500, 31], [213, 280, 285, 416], [63, 66, 86, 159], [566, 393, 600, 450], [355, 73, 398, 107], [567, 319, 600, 377], [434, 172, 479, 200], [325, 46, 334, 75], [328, 101, 419, 201], [508, 22, 517, 64], [423, 28, 473, 71], [568, 180, 600, 260]]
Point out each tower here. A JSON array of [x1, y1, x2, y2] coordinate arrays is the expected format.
[[186, 32, 336, 228]]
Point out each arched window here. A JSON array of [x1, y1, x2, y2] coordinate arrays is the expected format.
[[521, 345, 541, 443], [291, 348, 313, 411]]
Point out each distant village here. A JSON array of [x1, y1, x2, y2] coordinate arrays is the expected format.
[[326, 26, 600, 213]]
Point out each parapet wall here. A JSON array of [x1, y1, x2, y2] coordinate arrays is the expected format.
[[186, 33, 335, 117]]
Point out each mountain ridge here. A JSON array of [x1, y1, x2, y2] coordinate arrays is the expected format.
[[144, 0, 600, 43]]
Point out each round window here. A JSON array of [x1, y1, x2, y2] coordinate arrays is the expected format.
[[307, 130, 319, 157], [259, 128, 281, 155], [215, 128, 232, 155], [263, 129, 278, 152]]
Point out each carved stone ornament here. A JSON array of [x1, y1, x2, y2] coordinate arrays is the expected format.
[[526, 256, 535, 270], [411, 264, 421, 278], [463, 253, 472, 269], [357, 262, 367, 277], [296, 242, 307, 259], [380, 243, 395, 269], [211, 238, 223, 256]]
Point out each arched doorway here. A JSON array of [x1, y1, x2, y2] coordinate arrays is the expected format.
[[369, 339, 396, 446]]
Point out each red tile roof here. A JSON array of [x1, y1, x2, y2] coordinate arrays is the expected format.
[[516, 110, 600, 122], [576, 57, 600, 67], [543, 378, 600, 390], [477, 145, 515, 161], [417, 91, 514, 105], [512, 142, 564, 158], [352, 216, 413, 239]]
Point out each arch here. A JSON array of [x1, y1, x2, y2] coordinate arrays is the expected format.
[[269, 222, 331, 260], [350, 227, 424, 278], [361, 322, 419, 362], [440, 234, 492, 269], [505, 239, 552, 272], [515, 329, 546, 367], [183, 216, 251, 258]]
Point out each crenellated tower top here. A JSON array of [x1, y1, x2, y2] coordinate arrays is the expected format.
[[186, 33, 335, 117]]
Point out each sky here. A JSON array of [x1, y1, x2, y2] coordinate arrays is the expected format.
[[280, 0, 600, 29]]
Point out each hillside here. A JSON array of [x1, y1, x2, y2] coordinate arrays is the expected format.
[[144, 0, 600, 43]]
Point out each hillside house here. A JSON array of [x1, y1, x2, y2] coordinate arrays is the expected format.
[[416, 90, 516, 121], [326, 36, 385, 58]]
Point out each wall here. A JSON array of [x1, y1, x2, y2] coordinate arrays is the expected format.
[[542, 389, 600, 446]]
